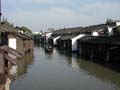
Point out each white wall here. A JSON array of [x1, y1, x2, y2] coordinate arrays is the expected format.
[[9, 38, 17, 49], [8, 38, 17, 59], [71, 34, 86, 52], [92, 31, 99, 36], [46, 32, 52, 43], [46, 32, 52, 38], [116, 21, 120, 26], [108, 26, 113, 36], [18, 31, 24, 33], [53, 36, 61, 45]]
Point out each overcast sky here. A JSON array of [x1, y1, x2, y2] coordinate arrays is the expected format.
[[2, 0, 120, 32]]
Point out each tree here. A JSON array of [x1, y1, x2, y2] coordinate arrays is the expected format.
[[116, 26, 120, 32], [16, 26, 32, 33], [2, 16, 14, 27], [113, 26, 120, 36], [106, 18, 114, 24]]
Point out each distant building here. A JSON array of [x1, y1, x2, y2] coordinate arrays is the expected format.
[[32, 32, 42, 35], [56, 34, 85, 52], [0, 23, 34, 54], [45, 32, 52, 43], [48, 36, 61, 46], [52, 20, 120, 37]]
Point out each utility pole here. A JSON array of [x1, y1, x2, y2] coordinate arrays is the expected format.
[[0, 0, 1, 23]]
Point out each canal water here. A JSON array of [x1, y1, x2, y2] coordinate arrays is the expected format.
[[11, 45, 120, 90]]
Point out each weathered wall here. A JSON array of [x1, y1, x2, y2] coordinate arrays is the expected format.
[[16, 37, 24, 53], [0, 51, 4, 74]]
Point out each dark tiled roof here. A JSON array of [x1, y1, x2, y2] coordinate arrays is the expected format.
[[17, 33, 32, 40], [49, 36, 57, 39], [49, 36, 61, 39], [78, 36, 120, 45], [60, 35, 76, 40], [0, 24, 17, 33], [53, 27, 83, 35], [52, 24, 108, 35], [22, 33, 33, 39], [83, 24, 108, 32]]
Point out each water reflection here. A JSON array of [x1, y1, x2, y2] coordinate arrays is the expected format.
[[13, 52, 34, 79], [71, 57, 80, 71], [11, 46, 120, 90], [9, 65, 17, 77], [45, 52, 53, 61], [56, 49, 120, 88], [76, 59, 120, 87]]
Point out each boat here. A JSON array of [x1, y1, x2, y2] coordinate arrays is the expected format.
[[45, 45, 53, 53]]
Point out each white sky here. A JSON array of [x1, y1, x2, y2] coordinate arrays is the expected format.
[[2, 0, 120, 32]]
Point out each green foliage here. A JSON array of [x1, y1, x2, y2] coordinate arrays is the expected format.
[[116, 26, 120, 32], [21, 27, 32, 33], [106, 18, 114, 24], [16, 26, 32, 33], [32, 34, 41, 37], [2, 17, 32, 33], [113, 26, 120, 36], [2, 17, 14, 27]]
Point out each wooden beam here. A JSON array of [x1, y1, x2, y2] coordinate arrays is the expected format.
[[1, 46, 23, 58], [4, 54, 16, 65]]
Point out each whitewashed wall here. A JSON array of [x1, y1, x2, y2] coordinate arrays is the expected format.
[[46, 32, 52, 38], [53, 36, 61, 45], [108, 26, 113, 36], [116, 21, 120, 26], [92, 31, 99, 36], [9, 38, 17, 49], [71, 34, 86, 52], [46, 32, 52, 43], [8, 38, 17, 59]]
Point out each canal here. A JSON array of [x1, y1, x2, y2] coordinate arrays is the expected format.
[[10, 45, 120, 90]]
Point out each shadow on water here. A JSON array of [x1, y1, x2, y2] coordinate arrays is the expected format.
[[78, 54, 120, 73], [11, 52, 34, 81], [34, 42, 41, 47], [56, 49, 120, 88], [76, 58, 120, 87]]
